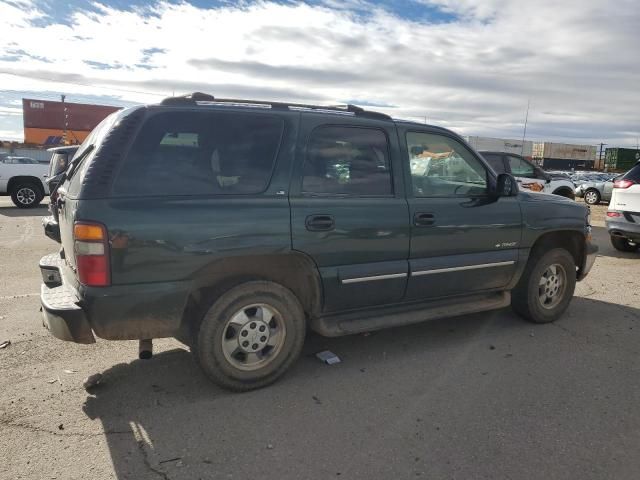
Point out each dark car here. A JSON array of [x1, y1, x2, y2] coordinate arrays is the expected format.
[[39, 93, 597, 391]]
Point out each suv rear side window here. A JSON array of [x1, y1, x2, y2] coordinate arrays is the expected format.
[[623, 163, 640, 182], [481, 153, 506, 173], [113, 111, 283, 196], [302, 126, 392, 196]]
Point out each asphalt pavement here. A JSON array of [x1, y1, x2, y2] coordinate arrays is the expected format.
[[1, 197, 639, 480]]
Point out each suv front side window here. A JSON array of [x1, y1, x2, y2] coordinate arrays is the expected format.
[[406, 132, 487, 197], [302, 126, 392, 196], [507, 155, 536, 178]]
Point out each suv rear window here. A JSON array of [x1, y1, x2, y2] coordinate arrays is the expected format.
[[113, 111, 283, 196], [623, 163, 640, 182], [302, 126, 392, 196]]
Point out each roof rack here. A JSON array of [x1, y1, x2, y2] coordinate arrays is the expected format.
[[159, 92, 391, 121]]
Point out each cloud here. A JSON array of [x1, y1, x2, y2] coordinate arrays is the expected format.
[[0, 0, 638, 147]]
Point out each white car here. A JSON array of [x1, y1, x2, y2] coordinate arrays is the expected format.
[[0, 156, 50, 208], [480, 151, 576, 199], [606, 162, 640, 252]]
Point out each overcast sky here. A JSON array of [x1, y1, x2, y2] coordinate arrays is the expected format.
[[0, 0, 639, 147]]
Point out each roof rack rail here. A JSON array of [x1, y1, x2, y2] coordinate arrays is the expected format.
[[160, 92, 215, 106], [159, 92, 392, 120]]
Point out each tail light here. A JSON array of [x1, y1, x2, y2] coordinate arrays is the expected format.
[[73, 222, 110, 286], [613, 179, 635, 189], [606, 211, 622, 217]]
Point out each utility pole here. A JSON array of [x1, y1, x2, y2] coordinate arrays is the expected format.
[[61, 94, 68, 145], [521, 99, 530, 155], [598, 142, 607, 170]]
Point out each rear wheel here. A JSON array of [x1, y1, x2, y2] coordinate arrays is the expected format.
[[512, 248, 576, 323], [553, 188, 575, 200], [195, 281, 306, 391], [610, 235, 639, 252], [583, 189, 601, 205], [10, 182, 43, 208]]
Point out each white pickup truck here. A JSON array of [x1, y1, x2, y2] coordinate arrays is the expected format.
[[0, 156, 49, 208], [480, 151, 576, 199]]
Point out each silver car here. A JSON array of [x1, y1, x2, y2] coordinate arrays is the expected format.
[[575, 179, 616, 205]]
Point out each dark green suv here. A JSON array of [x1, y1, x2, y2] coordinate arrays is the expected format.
[[40, 93, 597, 391]]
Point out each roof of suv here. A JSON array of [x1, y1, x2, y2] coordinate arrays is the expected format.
[[153, 92, 450, 132]]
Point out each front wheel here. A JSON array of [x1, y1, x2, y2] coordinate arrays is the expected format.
[[195, 281, 306, 391], [11, 182, 43, 208], [553, 188, 576, 200], [512, 248, 576, 323], [610, 235, 639, 252]]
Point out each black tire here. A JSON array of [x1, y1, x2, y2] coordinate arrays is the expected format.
[[10, 182, 43, 208], [512, 248, 576, 324], [583, 189, 601, 205], [195, 281, 306, 391], [610, 235, 639, 252], [553, 188, 575, 200]]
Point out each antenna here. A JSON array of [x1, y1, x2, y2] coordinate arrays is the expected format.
[[521, 99, 530, 155]]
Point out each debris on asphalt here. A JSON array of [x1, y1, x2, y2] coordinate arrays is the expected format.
[[83, 373, 103, 391], [0, 340, 10, 349], [489, 345, 496, 350], [312, 395, 322, 405], [529, 332, 535, 337], [46, 379, 57, 384], [58, 424, 64, 430], [267, 444, 274, 450], [316, 350, 341, 365], [159, 457, 182, 465], [63, 369, 77, 374]]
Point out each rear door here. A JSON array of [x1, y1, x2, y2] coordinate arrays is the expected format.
[[400, 128, 522, 301], [290, 116, 410, 313]]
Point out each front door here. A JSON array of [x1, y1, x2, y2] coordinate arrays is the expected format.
[[290, 118, 410, 313], [400, 129, 523, 301]]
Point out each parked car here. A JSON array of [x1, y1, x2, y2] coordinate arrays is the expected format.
[[480, 152, 576, 199], [46, 145, 79, 197], [0, 155, 49, 207], [39, 93, 597, 391], [574, 178, 618, 205], [606, 162, 640, 252]]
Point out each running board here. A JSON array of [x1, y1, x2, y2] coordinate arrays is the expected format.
[[310, 291, 510, 337]]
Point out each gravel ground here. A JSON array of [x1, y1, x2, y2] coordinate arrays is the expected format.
[[1, 197, 639, 480]]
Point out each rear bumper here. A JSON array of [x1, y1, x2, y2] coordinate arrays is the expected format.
[[39, 253, 190, 343], [41, 283, 95, 344], [606, 216, 640, 242]]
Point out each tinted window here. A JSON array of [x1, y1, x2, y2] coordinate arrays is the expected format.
[[482, 153, 506, 173], [302, 126, 392, 196], [507, 155, 535, 177], [623, 163, 640, 182], [406, 132, 487, 196], [114, 111, 283, 196]]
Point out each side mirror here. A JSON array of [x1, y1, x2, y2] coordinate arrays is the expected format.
[[495, 173, 519, 197]]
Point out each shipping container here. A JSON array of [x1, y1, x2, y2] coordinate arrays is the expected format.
[[604, 147, 640, 171], [465, 136, 533, 158], [22, 98, 121, 145], [532, 142, 597, 162], [542, 158, 594, 170]]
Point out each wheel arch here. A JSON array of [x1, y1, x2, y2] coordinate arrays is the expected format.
[[179, 252, 323, 340], [551, 186, 575, 200], [529, 230, 584, 268], [7, 176, 45, 194]]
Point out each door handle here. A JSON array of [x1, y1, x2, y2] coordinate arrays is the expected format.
[[305, 214, 335, 232], [414, 212, 435, 226]]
